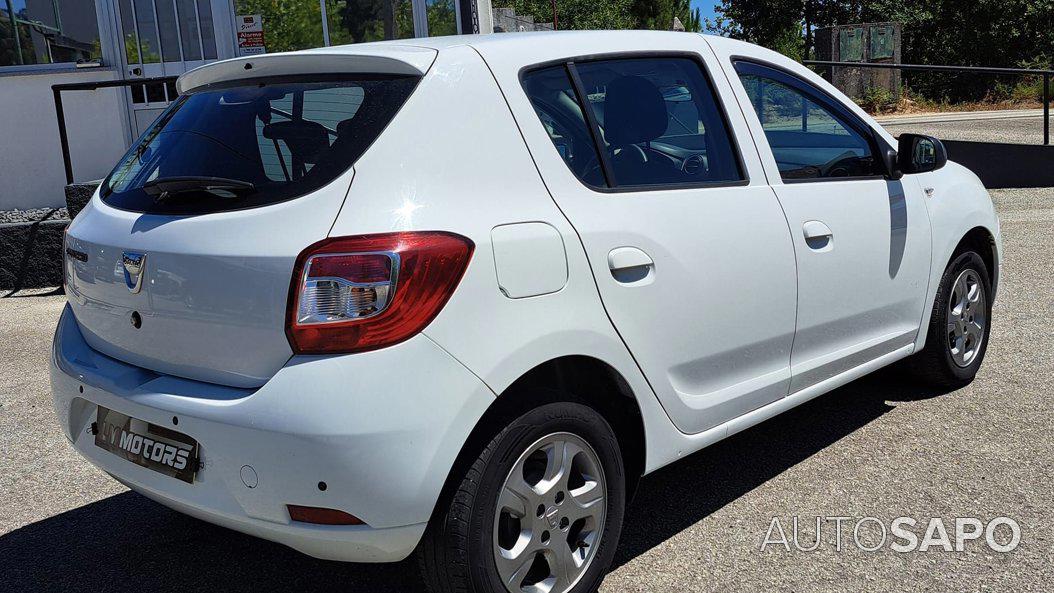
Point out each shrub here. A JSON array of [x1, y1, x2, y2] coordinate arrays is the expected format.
[[859, 85, 896, 114]]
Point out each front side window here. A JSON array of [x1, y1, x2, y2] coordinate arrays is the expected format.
[[523, 56, 743, 190], [102, 75, 419, 215], [735, 62, 879, 181]]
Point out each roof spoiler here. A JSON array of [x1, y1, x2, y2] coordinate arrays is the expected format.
[[177, 45, 437, 94]]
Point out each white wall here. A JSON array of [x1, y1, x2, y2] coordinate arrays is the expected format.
[[0, 68, 130, 210]]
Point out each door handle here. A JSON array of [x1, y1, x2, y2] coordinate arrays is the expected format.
[[608, 247, 654, 285], [802, 220, 833, 250]]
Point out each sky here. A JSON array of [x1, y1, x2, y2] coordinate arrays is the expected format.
[[690, 0, 720, 31]]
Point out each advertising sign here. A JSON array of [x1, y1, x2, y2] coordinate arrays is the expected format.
[[236, 14, 266, 56]]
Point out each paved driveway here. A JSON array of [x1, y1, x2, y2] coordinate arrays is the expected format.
[[1, 189, 1051, 592], [879, 109, 1048, 144]]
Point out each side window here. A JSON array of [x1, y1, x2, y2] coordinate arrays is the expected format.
[[521, 66, 606, 187], [735, 63, 878, 181], [575, 57, 743, 187], [522, 57, 743, 189]]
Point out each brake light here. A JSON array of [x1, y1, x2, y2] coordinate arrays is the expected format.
[[286, 231, 474, 354]]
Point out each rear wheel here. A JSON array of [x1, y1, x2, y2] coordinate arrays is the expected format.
[[419, 401, 625, 593], [910, 250, 993, 388]]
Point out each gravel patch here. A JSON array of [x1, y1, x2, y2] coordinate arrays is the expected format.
[[0, 208, 70, 225]]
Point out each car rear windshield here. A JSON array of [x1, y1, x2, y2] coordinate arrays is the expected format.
[[101, 75, 420, 215]]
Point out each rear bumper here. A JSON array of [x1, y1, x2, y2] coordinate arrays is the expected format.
[[50, 305, 494, 562]]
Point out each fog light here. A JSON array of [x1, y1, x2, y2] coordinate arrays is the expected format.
[[287, 504, 364, 525]]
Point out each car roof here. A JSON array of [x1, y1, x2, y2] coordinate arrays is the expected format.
[[179, 31, 779, 97], [179, 30, 727, 93], [338, 30, 733, 65]]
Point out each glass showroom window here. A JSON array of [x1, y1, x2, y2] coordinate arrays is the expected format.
[[1, 0, 102, 68], [325, 0, 416, 45], [234, 0, 458, 52]]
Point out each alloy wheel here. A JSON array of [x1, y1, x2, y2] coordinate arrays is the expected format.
[[492, 432, 607, 593], [947, 268, 987, 368]]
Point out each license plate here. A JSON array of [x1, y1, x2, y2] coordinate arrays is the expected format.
[[94, 406, 199, 484]]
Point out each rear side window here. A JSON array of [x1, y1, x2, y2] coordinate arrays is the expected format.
[[522, 56, 743, 190], [102, 76, 419, 215], [520, 66, 606, 187]]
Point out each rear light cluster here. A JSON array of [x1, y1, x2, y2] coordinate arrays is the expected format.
[[286, 231, 474, 354]]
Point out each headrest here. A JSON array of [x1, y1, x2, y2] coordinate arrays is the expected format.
[[603, 76, 668, 147], [262, 120, 330, 164]]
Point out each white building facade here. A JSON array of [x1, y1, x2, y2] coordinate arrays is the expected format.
[[0, 0, 493, 210]]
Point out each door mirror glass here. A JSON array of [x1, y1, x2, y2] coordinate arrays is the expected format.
[[897, 133, 947, 174]]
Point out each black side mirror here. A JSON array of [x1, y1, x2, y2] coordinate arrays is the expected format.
[[897, 133, 948, 174]]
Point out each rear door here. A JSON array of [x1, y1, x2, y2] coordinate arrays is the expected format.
[[728, 60, 932, 392], [64, 51, 430, 388], [503, 41, 797, 435]]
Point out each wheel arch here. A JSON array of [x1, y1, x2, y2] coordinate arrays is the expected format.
[[426, 355, 648, 531], [954, 225, 999, 294], [914, 221, 1001, 353]]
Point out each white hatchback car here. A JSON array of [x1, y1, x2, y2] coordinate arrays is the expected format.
[[52, 31, 1000, 593]]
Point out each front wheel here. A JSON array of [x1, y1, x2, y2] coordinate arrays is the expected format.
[[910, 250, 993, 388], [418, 401, 625, 593]]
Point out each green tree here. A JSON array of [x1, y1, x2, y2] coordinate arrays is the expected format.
[[631, 0, 703, 32], [508, 0, 635, 30], [708, 0, 1054, 67], [235, 0, 325, 52], [707, 0, 863, 59]]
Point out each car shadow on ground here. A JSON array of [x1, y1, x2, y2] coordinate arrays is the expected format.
[[0, 366, 953, 593]]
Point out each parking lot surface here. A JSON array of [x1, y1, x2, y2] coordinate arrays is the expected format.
[[2, 185, 1051, 591], [880, 110, 1047, 144]]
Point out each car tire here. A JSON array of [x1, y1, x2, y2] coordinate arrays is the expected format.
[[909, 250, 993, 389], [418, 401, 626, 593]]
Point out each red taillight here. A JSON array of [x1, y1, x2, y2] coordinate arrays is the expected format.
[[286, 231, 474, 354], [287, 505, 364, 525]]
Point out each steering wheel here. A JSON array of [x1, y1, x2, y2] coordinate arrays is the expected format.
[[819, 151, 864, 178]]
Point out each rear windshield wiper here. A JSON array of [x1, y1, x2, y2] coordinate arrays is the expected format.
[[143, 176, 256, 203]]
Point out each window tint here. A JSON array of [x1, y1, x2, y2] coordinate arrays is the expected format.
[[522, 66, 606, 187], [523, 57, 743, 190], [736, 64, 877, 180], [573, 57, 743, 187], [102, 76, 418, 215]]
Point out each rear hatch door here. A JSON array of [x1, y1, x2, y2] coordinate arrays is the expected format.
[[64, 48, 433, 388]]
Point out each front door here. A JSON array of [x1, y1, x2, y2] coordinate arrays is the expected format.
[[515, 47, 798, 435], [731, 61, 932, 393], [113, 0, 221, 137]]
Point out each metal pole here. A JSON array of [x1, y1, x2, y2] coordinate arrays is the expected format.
[[319, 0, 331, 45], [6, 0, 24, 65], [1044, 72, 1050, 146], [53, 86, 74, 185]]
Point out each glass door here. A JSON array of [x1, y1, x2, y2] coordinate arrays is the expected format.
[[115, 0, 219, 136]]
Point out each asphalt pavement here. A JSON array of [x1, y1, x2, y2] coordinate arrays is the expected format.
[[2, 176, 1051, 590], [880, 109, 1047, 144]]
